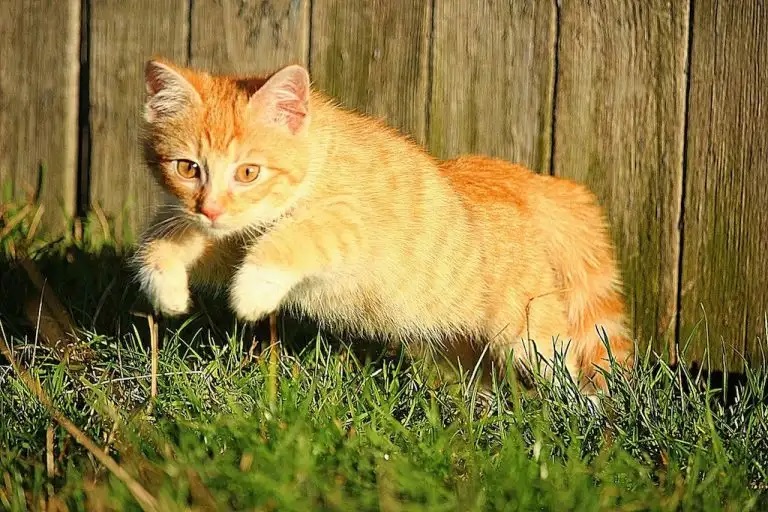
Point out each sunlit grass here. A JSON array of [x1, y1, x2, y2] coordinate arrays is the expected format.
[[0, 202, 766, 511]]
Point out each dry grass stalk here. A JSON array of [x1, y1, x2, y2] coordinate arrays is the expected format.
[[46, 425, 54, 512], [0, 204, 32, 239], [0, 332, 159, 512], [149, 314, 158, 401], [267, 312, 280, 407], [25, 204, 45, 243]]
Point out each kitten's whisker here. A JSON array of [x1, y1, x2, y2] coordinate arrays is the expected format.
[[144, 204, 186, 215], [149, 215, 190, 239], [148, 216, 180, 235]]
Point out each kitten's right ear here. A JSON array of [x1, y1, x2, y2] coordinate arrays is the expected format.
[[144, 60, 201, 122]]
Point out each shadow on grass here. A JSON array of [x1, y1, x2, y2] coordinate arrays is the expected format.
[[0, 234, 397, 375], [0, 220, 763, 410]]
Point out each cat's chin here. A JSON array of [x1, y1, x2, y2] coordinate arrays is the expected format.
[[192, 215, 240, 239], [202, 225, 239, 239]]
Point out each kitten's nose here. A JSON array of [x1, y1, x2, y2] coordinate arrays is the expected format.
[[200, 201, 224, 221]]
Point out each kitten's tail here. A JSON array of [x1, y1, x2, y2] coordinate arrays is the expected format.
[[567, 277, 634, 393], [541, 181, 635, 392]]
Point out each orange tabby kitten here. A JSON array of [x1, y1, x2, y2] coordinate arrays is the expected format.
[[134, 58, 634, 394]]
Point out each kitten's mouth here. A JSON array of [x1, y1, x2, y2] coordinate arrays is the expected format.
[[196, 216, 268, 240], [193, 213, 235, 236], [194, 208, 293, 239]]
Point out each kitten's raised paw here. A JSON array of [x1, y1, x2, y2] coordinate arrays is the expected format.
[[138, 263, 191, 316], [229, 265, 296, 322]]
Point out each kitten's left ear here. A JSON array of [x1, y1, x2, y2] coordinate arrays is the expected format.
[[248, 64, 310, 134]]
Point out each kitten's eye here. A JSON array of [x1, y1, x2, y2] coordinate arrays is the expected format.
[[175, 159, 200, 179], [235, 164, 261, 183]]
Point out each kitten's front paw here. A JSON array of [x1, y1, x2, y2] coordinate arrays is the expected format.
[[138, 262, 191, 317], [230, 265, 297, 322]]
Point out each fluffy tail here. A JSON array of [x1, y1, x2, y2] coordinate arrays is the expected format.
[[540, 179, 635, 392]]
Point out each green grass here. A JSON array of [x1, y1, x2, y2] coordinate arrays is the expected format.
[[0, 209, 767, 511]]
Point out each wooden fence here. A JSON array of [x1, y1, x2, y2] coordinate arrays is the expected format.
[[1, 0, 766, 370]]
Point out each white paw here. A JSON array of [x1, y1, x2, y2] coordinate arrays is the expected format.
[[138, 262, 190, 316], [230, 265, 297, 322]]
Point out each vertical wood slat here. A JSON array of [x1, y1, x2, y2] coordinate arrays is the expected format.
[[190, 0, 310, 74], [681, 0, 768, 371], [88, 1, 189, 242], [553, 1, 689, 360], [0, 0, 80, 234], [309, 0, 432, 144], [428, 1, 556, 173], [2, 1, 764, 370]]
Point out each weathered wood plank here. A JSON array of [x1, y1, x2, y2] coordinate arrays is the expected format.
[[681, 0, 768, 370], [190, 0, 310, 73], [553, 1, 689, 360], [0, 0, 80, 234], [428, 1, 556, 172], [309, 0, 432, 144], [88, 0, 188, 242]]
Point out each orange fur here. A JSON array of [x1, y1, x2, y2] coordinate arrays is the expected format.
[[133, 59, 634, 394]]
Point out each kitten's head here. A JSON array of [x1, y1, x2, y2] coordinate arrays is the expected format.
[[142, 59, 313, 237]]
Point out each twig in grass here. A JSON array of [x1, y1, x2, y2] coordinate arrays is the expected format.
[[46, 425, 54, 512], [150, 314, 158, 402], [129, 311, 160, 411], [268, 312, 280, 407], [126, 312, 162, 417], [0, 328, 159, 512], [103, 414, 121, 456], [247, 336, 260, 362], [25, 204, 45, 243], [46, 426, 54, 477]]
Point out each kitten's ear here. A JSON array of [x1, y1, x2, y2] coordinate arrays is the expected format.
[[248, 64, 310, 134], [144, 60, 201, 122]]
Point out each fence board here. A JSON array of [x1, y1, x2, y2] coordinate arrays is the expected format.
[[309, 0, 432, 144], [89, 1, 189, 241], [190, 0, 310, 74], [552, 1, 689, 360], [429, 1, 555, 172], [681, 0, 768, 371], [3, 0, 767, 367], [0, 0, 79, 234]]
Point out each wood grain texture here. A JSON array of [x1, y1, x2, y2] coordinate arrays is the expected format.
[[428, 1, 555, 172], [190, 0, 310, 73], [0, 0, 80, 233], [681, 0, 768, 370], [553, 1, 689, 359], [309, 0, 432, 144], [88, 0, 188, 241]]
